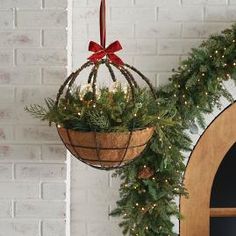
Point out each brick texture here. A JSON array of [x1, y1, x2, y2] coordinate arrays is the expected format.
[[0, 1, 67, 236], [71, 0, 236, 235]]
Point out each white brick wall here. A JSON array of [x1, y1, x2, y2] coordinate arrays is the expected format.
[[71, 0, 236, 235], [0, 1, 67, 236]]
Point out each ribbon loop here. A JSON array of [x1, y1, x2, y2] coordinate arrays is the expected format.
[[88, 41, 103, 52], [105, 41, 122, 53]]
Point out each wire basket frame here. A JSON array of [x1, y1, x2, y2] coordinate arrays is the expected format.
[[55, 59, 156, 170]]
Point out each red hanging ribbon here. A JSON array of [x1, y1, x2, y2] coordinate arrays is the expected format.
[[100, 0, 106, 48], [88, 0, 124, 66]]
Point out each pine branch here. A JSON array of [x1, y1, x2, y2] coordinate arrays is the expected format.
[[85, 109, 111, 131], [25, 104, 48, 120]]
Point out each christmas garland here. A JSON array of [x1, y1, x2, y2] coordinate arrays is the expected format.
[[111, 24, 236, 235]]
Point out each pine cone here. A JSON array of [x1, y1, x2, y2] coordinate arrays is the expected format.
[[138, 166, 155, 179]]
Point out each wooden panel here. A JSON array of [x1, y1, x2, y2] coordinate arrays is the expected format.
[[210, 208, 236, 217], [180, 102, 236, 236]]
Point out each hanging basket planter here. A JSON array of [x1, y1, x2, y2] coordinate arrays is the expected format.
[[58, 127, 154, 168], [53, 57, 157, 170], [25, 0, 158, 170]]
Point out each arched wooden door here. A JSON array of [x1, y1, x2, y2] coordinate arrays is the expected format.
[[180, 102, 236, 236]]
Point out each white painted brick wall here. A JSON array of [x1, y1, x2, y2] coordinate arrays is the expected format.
[[0, 220, 39, 236], [71, 0, 236, 235], [0, 1, 67, 236], [43, 220, 66, 236]]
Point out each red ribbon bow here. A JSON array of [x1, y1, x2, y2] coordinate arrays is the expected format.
[[88, 40, 124, 66]]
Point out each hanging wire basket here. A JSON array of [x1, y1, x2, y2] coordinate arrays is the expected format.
[[55, 0, 157, 170], [56, 58, 156, 170]]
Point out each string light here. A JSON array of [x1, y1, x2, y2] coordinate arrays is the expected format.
[[57, 124, 61, 128], [201, 73, 205, 76], [135, 203, 139, 206], [78, 112, 81, 116], [215, 50, 218, 54]]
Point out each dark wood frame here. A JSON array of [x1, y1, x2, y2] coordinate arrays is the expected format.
[[180, 102, 236, 236]]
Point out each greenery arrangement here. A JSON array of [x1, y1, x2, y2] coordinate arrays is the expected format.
[[25, 23, 236, 236], [110, 24, 236, 236], [25, 83, 158, 132]]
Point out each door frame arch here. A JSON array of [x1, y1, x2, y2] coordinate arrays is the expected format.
[[180, 102, 236, 236]]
